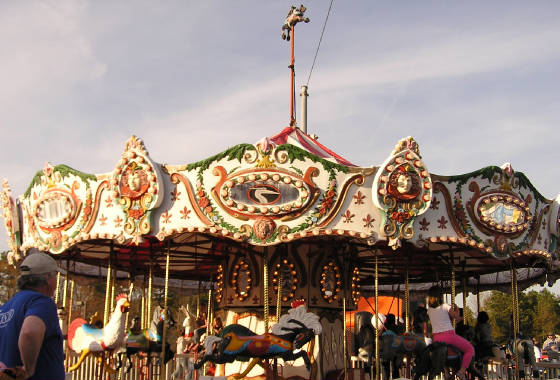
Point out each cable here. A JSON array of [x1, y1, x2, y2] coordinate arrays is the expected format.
[[306, 0, 334, 87]]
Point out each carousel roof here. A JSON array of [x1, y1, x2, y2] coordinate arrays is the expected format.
[[1, 129, 559, 292]]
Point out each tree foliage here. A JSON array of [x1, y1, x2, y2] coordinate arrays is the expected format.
[[0, 251, 18, 304], [483, 289, 560, 344]]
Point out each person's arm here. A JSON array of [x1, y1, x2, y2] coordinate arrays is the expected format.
[[448, 304, 462, 322], [18, 315, 46, 378]]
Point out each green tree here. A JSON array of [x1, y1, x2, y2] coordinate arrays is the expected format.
[[483, 288, 560, 345], [484, 290, 513, 344], [0, 251, 18, 304], [531, 289, 560, 343]]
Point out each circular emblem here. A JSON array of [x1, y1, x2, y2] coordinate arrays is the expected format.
[[253, 218, 276, 240]]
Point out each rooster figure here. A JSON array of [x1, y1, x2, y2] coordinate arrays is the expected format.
[[67, 294, 130, 372]]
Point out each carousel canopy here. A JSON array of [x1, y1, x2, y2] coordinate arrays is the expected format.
[[1, 129, 559, 294]]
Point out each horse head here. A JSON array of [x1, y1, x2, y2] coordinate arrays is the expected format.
[[283, 319, 315, 349]]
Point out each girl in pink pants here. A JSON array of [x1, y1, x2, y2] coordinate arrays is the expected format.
[[427, 286, 474, 380]]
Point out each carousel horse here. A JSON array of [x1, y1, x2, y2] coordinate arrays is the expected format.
[[281, 5, 310, 41], [194, 302, 322, 378], [116, 305, 176, 373], [171, 305, 197, 380], [67, 294, 130, 373], [414, 330, 485, 380], [507, 334, 539, 379], [354, 311, 375, 366], [380, 309, 428, 379]]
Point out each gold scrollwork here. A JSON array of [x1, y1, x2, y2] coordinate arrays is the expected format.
[[243, 150, 258, 164], [273, 149, 289, 164]]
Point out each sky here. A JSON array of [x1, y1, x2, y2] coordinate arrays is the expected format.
[[0, 1, 559, 289]]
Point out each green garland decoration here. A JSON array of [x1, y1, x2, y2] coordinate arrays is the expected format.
[[24, 164, 97, 197]]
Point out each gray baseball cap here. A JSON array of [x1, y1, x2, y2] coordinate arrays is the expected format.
[[20, 249, 66, 275]]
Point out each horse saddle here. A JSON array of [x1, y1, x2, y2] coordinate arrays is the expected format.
[[431, 341, 461, 360]]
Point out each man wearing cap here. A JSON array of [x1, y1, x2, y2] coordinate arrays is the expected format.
[[0, 250, 65, 380]]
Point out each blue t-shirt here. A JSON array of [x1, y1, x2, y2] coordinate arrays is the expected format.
[[0, 290, 65, 380]]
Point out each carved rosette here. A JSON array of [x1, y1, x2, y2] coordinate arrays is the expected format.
[[0, 179, 21, 263], [373, 137, 432, 249], [110, 136, 164, 244]]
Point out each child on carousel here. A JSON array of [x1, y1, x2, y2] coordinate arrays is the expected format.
[[426, 286, 474, 380]]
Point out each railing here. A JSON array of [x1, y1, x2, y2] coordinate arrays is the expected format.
[[65, 352, 173, 380]]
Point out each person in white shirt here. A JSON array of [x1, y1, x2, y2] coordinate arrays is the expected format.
[[426, 286, 474, 380]]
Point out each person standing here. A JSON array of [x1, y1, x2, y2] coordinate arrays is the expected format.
[[426, 286, 474, 380], [0, 250, 65, 380]]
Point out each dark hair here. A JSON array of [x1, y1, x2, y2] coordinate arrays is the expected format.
[[477, 311, 489, 324], [17, 273, 49, 290], [427, 285, 441, 308], [385, 313, 396, 326]]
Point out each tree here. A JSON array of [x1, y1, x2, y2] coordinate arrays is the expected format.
[[483, 289, 560, 345], [0, 250, 18, 304], [531, 289, 560, 343]]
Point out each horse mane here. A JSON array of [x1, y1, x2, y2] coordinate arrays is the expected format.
[[271, 306, 322, 335]]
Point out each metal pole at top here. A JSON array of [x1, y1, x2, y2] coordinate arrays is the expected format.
[[290, 25, 296, 127], [281, 5, 309, 127]]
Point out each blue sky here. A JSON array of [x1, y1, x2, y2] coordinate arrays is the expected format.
[[1, 1, 559, 263]]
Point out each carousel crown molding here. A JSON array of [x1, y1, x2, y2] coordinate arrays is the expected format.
[[0, 133, 556, 263]]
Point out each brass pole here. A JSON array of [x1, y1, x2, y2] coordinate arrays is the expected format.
[[264, 255, 269, 332], [161, 244, 171, 380], [476, 276, 481, 313], [104, 261, 112, 325], [147, 261, 153, 330], [54, 272, 60, 304], [62, 260, 69, 309], [343, 297, 347, 380], [511, 263, 520, 380], [450, 251, 456, 328], [276, 262, 283, 322], [375, 254, 379, 380], [462, 261, 467, 319], [405, 259, 410, 332]]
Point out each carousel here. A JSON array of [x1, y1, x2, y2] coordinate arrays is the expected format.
[[1, 5, 560, 380]]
